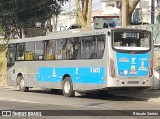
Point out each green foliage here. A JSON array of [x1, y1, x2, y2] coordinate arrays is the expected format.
[[0, 0, 64, 38], [0, 38, 9, 52], [57, 0, 68, 5], [51, 1, 63, 16]]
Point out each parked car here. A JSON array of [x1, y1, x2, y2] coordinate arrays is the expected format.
[[153, 66, 160, 89]]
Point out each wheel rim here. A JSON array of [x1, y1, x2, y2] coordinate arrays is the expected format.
[[64, 81, 70, 94], [20, 79, 24, 89]]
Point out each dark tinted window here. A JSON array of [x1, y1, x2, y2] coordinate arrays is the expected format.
[[81, 35, 105, 59], [45, 40, 56, 60], [7, 44, 16, 63], [81, 36, 96, 59], [66, 38, 81, 59], [15, 34, 105, 61], [56, 39, 67, 60], [17, 43, 25, 61], [96, 35, 105, 58], [25, 42, 35, 60], [113, 31, 150, 48], [35, 41, 44, 60]]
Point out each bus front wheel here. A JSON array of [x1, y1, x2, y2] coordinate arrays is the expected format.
[[62, 77, 75, 97], [18, 76, 29, 92]]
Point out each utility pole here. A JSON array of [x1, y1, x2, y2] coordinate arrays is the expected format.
[[121, 0, 129, 27], [151, 0, 155, 24]]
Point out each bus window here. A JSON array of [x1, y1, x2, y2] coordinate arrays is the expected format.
[[66, 38, 81, 60], [56, 39, 67, 60], [45, 40, 56, 60], [35, 41, 44, 60], [7, 44, 16, 63], [17, 43, 25, 61], [81, 35, 104, 59], [25, 42, 35, 60], [66, 38, 74, 60], [140, 34, 149, 48], [81, 36, 92, 59], [96, 35, 105, 58], [73, 38, 81, 59], [113, 32, 150, 49]]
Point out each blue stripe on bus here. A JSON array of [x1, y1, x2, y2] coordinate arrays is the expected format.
[[36, 67, 105, 84], [116, 52, 150, 77]]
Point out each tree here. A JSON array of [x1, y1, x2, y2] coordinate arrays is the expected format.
[[0, 0, 63, 38], [58, 0, 92, 29], [51, 2, 63, 31], [120, 0, 141, 26], [0, 0, 62, 85], [128, 0, 141, 24], [76, 0, 92, 28]]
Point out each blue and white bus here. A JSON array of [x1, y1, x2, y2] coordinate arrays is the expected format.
[[7, 28, 153, 97]]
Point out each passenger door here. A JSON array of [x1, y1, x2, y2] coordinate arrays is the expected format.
[[7, 44, 16, 86]]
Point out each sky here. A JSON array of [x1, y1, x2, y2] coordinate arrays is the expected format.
[[62, 0, 102, 13]]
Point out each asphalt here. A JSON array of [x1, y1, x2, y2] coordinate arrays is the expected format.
[[1, 85, 160, 103], [114, 89, 160, 103]]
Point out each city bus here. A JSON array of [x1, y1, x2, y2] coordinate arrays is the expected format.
[[7, 28, 153, 97]]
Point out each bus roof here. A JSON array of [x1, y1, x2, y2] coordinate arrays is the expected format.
[[8, 28, 109, 44], [8, 28, 150, 44]]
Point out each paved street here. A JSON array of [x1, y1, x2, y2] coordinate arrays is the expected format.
[[0, 86, 160, 119]]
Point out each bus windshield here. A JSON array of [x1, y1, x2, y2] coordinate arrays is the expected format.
[[113, 31, 150, 51]]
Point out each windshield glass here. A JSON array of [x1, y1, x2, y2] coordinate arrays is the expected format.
[[113, 31, 150, 50]]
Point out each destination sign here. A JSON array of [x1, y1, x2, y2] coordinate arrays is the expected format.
[[122, 32, 139, 38]]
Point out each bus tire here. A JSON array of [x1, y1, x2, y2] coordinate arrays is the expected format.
[[62, 77, 75, 97], [18, 76, 29, 92]]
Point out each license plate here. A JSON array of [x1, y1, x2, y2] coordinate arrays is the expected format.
[[127, 81, 139, 84]]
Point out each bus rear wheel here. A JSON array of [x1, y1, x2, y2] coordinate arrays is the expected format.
[[62, 77, 75, 97], [18, 76, 29, 92]]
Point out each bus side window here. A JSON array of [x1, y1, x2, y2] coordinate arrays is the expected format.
[[45, 40, 56, 60], [96, 35, 105, 59], [66, 37, 81, 60], [66, 38, 73, 60], [25, 42, 35, 61], [17, 43, 25, 61], [73, 38, 81, 59], [81, 36, 92, 59], [56, 39, 67, 60], [7, 44, 16, 63], [35, 41, 44, 60], [81, 36, 98, 59]]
